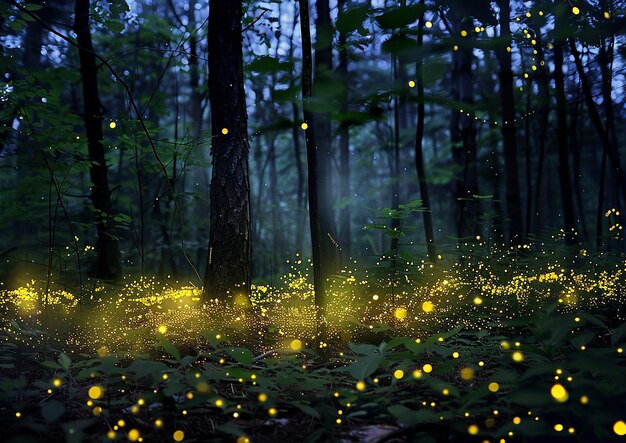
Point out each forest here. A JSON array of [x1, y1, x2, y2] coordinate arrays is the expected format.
[[1, 0, 626, 441]]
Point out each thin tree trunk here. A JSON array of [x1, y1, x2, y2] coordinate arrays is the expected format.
[[415, 0, 436, 262], [204, 0, 251, 302], [74, 0, 121, 278], [496, 0, 522, 243], [337, 0, 351, 262], [569, 39, 626, 212], [299, 0, 326, 345], [553, 17, 576, 244]]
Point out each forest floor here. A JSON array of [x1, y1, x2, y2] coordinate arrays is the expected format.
[[1, 246, 626, 442]]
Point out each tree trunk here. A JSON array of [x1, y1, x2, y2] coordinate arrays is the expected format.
[[299, 0, 326, 345], [415, 0, 436, 262], [553, 16, 576, 244], [314, 0, 339, 279], [204, 0, 251, 303], [496, 0, 522, 243], [74, 0, 121, 279], [337, 0, 351, 262]]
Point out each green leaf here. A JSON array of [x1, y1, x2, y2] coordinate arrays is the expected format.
[[59, 353, 71, 370], [347, 354, 382, 380], [41, 400, 65, 422], [336, 5, 370, 35], [375, 5, 426, 29], [388, 405, 437, 425], [247, 56, 291, 73], [224, 348, 253, 365]]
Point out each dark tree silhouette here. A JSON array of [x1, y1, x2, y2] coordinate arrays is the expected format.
[[204, 0, 252, 302], [74, 0, 121, 278], [496, 0, 522, 242], [299, 0, 326, 344], [415, 0, 437, 262], [553, 10, 577, 244]]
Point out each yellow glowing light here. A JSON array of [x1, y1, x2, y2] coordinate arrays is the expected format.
[[301, 122, 308, 130], [422, 301, 435, 313], [15, 412, 21, 418], [550, 384, 568, 403], [372, 294, 379, 301], [258, 393, 268, 402], [290, 339, 303, 351], [473, 297, 483, 305], [215, 399, 224, 407], [158, 325, 167, 334], [221, 128, 229, 135], [423, 364, 433, 373], [93, 406, 103, 416], [488, 382, 500, 393], [236, 438, 250, 443], [604, 11, 611, 19], [452, 352, 459, 358], [468, 424, 479, 435], [580, 395, 589, 404], [572, 6, 580, 15], [554, 424, 564, 432], [268, 407, 278, 416], [155, 419, 163, 428], [614, 421, 626, 436], [425, 21, 433, 28], [356, 381, 366, 391], [513, 417, 521, 425], [109, 121, 117, 129], [52, 378, 62, 388], [393, 307, 407, 320], [412, 369, 423, 379], [173, 430, 185, 441], [393, 369, 404, 379], [512, 351, 524, 362], [460, 367, 475, 380], [117, 420, 126, 427], [88, 386, 103, 400], [501, 341, 510, 350], [408, 80, 416, 88], [461, 30, 468, 37], [128, 429, 140, 441], [107, 431, 116, 440]]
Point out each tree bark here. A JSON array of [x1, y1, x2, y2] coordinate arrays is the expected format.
[[496, 0, 522, 243], [299, 0, 326, 345], [553, 14, 576, 244], [204, 0, 251, 303], [74, 0, 121, 279], [337, 0, 351, 262], [314, 0, 339, 279], [415, 0, 436, 262]]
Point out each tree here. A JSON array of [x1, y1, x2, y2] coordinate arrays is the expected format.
[[415, 0, 437, 262], [299, 0, 326, 344], [495, 0, 522, 242], [314, 0, 340, 278], [553, 8, 577, 244], [204, 0, 252, 303], [74, 0, 121, 278]]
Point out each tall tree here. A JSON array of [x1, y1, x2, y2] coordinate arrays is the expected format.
[[314, 0, 340, 278], [415, 0, 437, 262], [74, 0, 121, 278], [553, 9, 576, 244], [495, 0, 522, 242], [337, 0, 351, 262], [299, 0, 326, 344], [204, 0, 251, 302]]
